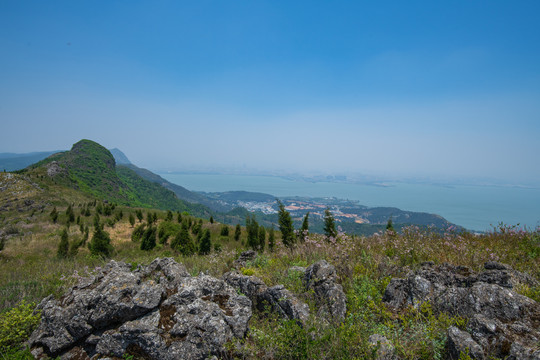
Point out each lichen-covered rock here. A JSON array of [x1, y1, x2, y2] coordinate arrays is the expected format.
[[29, 258, 252, 360], [260, 285, 310, 325], [447, 326, 485, 360], [368, 334, 396, 360], [304, 260, 347, 322], [382, 262, 540, 359], [223, 271, 310, 326], [233, 250, 257, 269]]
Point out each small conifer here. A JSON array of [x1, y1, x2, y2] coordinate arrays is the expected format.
[[57, 228, 69, 258], [199, 229, 212, 255]]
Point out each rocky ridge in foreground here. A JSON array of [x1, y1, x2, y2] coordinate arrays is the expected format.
[[28, 254, 539, 359]]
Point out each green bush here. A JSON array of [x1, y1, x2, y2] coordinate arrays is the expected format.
[[0, 301, 41, 353], [157, 221, 181, 245], [131, 223, 146, 242]]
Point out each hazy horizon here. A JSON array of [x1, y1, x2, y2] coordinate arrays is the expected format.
[[2, 1, 540, 185]]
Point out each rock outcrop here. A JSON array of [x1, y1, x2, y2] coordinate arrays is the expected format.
[[304, 260, 347, 322], [223, 271, 310, 326], [368, 334, 396, 360], [224, 258, 348, 326], [29, 258, 252, 360], [46, 161, 67, 177], [232, 250, 257, 269], [383, 262, 540, 359]]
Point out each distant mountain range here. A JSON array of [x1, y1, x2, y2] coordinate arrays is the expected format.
[[0, 151, 61, 171], [9, 140, 460, 234]]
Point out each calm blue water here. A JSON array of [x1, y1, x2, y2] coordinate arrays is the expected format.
[[159, 173, 540, 232]]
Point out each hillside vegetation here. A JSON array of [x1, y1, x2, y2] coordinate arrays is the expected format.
[[19, 140, 210, 217]]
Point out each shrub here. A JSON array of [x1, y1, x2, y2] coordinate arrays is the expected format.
[[131, 223, 146, 242], [220, 225, 230, 237], [140, 226, 157, 251], [157, 221, 181, 245], [171, 223, 195, 256], [89, 226, 113, 258], [0, 301, 41, 352]]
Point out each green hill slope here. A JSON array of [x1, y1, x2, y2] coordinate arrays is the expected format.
[[21, 139, 210, 216], [122, 164, 229, 212]]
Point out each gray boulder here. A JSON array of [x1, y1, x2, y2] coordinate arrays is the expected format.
[[383, 262, 540, 359], [29, 258, 252, 360], [223, 271, 310, 326], [304, 260, 347, 322]]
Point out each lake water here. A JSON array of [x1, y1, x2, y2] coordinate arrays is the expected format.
[[159, 173, 540, 232]]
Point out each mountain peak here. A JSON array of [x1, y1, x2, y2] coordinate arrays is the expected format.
[[109, 148, 132, 165]]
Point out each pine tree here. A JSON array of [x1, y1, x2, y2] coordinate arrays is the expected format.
[[166, 210, 173, 221], [136, 209, 143, 222], [386, 216, 396, 236], [93, 214, 101, 230], [323, 208, 337, 240], [172, 222, 195, 256], [258, 226, 266, 252], [246, 215, 259, 250], [89, 219, 113, 258], [131, 223, 146, 242], [140, 226, 157, 251], [268, 226, 275, 252], [220, 225, 230, 237], [57, 228, 69, 258], [192, 222, 201, 236], [199, 229, 212, 255], [209, 215, 214, 224], [234, 224, 242, 241], [277, 200, 295, 248], [299, 212, 310, 242], [177, 211, 182, 223], [129, 213, 135, 227], [50, 207, 58, 223], [66, 205, 75, 223]]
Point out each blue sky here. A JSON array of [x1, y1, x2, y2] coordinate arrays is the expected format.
[[1, 1, 539, 183]]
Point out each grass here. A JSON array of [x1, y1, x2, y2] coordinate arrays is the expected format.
[[0, 196, 538, 358]]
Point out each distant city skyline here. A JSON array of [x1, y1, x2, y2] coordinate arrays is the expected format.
[[2, 1, 540, 184]]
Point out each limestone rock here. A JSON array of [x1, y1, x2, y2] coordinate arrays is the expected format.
[[233, 250, 257, 269], [46, 161, 67, 177], [304, 260, 347, 322], [223, 271, 310, 326], [447, 326, 484, 360], [382, 262, 540, 359], [29, 258, 251, 360]]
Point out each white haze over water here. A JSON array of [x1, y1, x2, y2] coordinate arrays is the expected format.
[[160, 173, 540, 232]]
